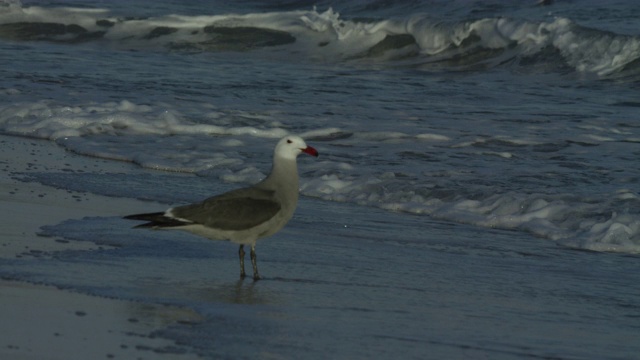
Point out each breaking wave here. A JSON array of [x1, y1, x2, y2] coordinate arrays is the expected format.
[[0, 3, 638, 75]]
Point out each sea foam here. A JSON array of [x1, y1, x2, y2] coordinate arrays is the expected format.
[[2, 99, 640, 253], [0, 5, 638, 75]]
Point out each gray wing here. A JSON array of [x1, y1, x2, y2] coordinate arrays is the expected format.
[[170, 187, 281, 231]]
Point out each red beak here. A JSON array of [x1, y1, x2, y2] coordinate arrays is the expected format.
[[302, 146, 319, 157]]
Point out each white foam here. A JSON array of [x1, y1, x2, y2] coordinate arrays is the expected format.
[[416, 133, 451, 141], [616, 189, 639, 200], [0, 100, 292, 141], [563, 213, 640, 253], [301, 165, 640, 254], [1, 4, 636, 75], [3, 97, 640, 254], [299, 127, 344, 139], [481, 151, 514, 159], [0, 99, 454, 151]]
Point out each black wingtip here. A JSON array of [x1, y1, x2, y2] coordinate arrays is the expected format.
[[123, 212, 165, 221], [124, 212, 190, 228]]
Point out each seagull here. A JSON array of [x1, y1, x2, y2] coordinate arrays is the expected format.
[[124, 135, 319, 280]]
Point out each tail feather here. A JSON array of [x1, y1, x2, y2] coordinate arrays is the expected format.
[[123, 212, 189, 228]]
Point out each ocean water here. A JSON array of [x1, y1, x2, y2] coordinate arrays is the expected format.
[[1, 0, 639, 358]]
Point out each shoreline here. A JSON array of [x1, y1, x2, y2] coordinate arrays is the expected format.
[[0, 134, 201, 359], [2, 134, 638, 359]]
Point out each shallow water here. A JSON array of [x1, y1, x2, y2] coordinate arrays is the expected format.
[[1, 0, 639, 358], [3, 190, 638, 359]]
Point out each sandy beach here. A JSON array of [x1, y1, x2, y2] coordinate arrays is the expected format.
[[0, 135, 201, 360], [2, 134, 639, 360]]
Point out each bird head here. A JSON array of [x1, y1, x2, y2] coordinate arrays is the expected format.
[[275, 135, 319, 160]]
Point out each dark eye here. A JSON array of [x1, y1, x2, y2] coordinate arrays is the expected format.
[[287, 139, 292, 144]]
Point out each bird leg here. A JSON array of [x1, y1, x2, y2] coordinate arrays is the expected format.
[[250, 245, 261, 281], [239, 245, 246, 279]]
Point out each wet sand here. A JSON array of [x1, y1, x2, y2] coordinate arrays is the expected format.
[[0, 135, 200, 360]]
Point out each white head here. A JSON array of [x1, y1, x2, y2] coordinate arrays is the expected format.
[[274, 135, 319, 161]]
